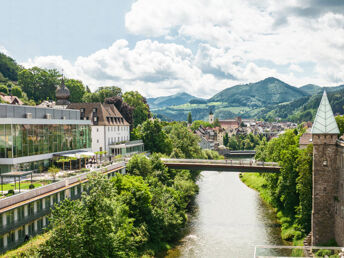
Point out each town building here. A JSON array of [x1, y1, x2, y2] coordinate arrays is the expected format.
[[0, 104, 91, 175], [67, 103, 131, 154], [0, 93, 23, 105]]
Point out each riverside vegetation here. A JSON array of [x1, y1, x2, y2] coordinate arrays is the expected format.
[[240, 127, 313, 245], [2, 120, 222, 257]]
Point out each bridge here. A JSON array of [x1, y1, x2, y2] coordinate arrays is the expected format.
[[161, 158, 281, 173]]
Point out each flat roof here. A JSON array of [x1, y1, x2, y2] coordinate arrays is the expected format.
[[1, 171, 33, 177]]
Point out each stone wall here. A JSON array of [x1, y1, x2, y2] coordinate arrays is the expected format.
[[335, 142, 344, 246]]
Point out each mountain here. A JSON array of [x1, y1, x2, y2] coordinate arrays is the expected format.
[[258, 88, 344, 123], [208, 77, 308, 107], [300, 84, 323, 95], [150, 77, 344, 122], [147, 92, 203, 109]]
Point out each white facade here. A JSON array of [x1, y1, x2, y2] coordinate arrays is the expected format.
[[91, 125, 130, 153]]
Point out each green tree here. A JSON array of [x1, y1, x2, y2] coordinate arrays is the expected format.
[[0, 84, 8, 94], [123, 91, 150, 127], [65, 79, 86, 103], [187, 112, 192, 124], [335, 115, 344, 136], [190, 120, 213, 131], [0, 53, 20, 81], [48, 166, 60, 182], [223, 132, 229, 146], [40, 173, 146, 257], [295, 144, 313, 233], [10, 86, 23, 98], [18, 67, 60, 102], [135, 119, 173, 155], [213, 118, 220, 127], [166, 123, 202, 158], [97, 86, 122, 102]]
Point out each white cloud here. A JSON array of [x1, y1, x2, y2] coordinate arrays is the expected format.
[[21, 1, 344, 98], [289, 64, 303, 73]]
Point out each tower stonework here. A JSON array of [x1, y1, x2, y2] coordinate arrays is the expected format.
[[312, 134, 338, 245], [311, 91, 340, 246]]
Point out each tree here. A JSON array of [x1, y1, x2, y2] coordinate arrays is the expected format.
[[187, 112, 192, 124], [10, 86, 23, 98], [48, 166, 60, 182], [295, 144, 313, 233], [0, 84, 8, 94], [65, 79, 86, 103], [166, 123, 202, 158], [105, 96, 134, 126], [123, 91, 150, 128], [18, 67, 60, 102], [40, 173, 145, 257], [213, 118, 220, 127], [223, 132, 229, 146], [134, 119, 173, 155], [335, 115, 344, 136], [0, 53, 20, 81]]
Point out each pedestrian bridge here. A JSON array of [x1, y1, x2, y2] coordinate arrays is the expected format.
[[161, 158, 280, 173]]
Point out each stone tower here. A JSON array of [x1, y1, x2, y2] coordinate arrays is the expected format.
[[209, 110, 214, 124], [311, 91, 340, 246]]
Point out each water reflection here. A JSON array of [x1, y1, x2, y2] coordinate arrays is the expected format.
[[167, 172, 289, 258]]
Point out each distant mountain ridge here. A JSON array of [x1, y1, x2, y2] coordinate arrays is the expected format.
[[208, 77, 307, 106], [148, 77, 344, 122], [147, 92, 202, 109]]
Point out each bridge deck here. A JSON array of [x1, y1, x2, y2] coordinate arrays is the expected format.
[[161, 159, 280, 173]]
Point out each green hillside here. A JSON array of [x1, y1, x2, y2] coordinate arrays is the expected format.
[[208, 77, 308, 107], [151, 77, 344, 122], [258, 89, 344, 123]]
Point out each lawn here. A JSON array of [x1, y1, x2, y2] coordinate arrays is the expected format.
[[0, 181, 43, 191]]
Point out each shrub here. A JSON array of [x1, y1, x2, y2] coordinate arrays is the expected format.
[[7, 189, 14, 195], [29, 184, 35, 189], [80, 168, 90, 173]]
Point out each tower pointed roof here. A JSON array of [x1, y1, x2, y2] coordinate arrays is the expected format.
[[311, 91, 339, 134]]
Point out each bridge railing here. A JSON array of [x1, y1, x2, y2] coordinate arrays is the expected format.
[[161, 158, 279, 167]]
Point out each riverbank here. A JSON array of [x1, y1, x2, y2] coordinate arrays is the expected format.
[[240, 173, 304, 244]]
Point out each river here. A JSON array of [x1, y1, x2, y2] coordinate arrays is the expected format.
[[166, 171, 289, 258]]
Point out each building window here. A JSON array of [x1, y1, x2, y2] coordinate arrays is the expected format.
[[6, 210, 14, 226], [37, 199, 43, 212], [97, 139, 99, 143], [28, 203, 34, 216], [45, 197, 50, 209]]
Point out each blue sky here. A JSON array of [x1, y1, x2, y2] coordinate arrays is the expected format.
[[1, 0, 344, 98]]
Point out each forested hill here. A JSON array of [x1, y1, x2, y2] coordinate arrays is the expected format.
[[258, 88, 344, 123], [208, 77, 308, 107]]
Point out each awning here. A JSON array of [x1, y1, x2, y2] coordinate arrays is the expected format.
[[58, 151, 96, 159]]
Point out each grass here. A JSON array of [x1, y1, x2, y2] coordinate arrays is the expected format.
[[0, 182, 43, 191], [1, 232, 50, 258]]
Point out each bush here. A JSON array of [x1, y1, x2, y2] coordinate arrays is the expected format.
[[29, 184, 35, 189], [80, 168, 90, 173], [7, 189, 14, 195]]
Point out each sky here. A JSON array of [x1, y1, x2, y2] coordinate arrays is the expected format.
[[1, 0, 344, 98]]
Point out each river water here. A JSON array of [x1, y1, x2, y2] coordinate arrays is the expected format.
[[166, 172, 289, 258]]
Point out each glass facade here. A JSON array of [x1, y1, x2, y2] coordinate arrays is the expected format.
[[0, 124, 91, 159]]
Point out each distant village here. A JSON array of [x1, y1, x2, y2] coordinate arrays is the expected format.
[[193, 111, 300, 151]]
